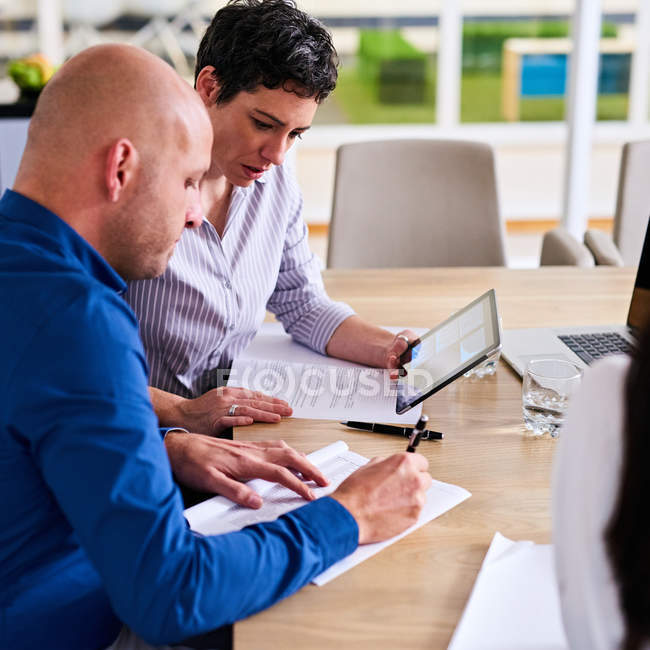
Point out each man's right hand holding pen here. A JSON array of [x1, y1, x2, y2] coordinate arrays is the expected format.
[[331, 451, 432, 544], [332, 415, 432, 544]]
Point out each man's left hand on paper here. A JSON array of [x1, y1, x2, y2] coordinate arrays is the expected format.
[[164, 434, 328, 508]]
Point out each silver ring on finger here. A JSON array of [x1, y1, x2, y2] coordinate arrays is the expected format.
[[397, 334, 409, 345], [228, 404, 239, 416]]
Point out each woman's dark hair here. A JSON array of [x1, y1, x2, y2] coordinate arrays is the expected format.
[[194, 0, 338, 104], [606, 322, 650, 650]]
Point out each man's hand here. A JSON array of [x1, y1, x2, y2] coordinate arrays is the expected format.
[[164, 433, 328, 508], [330, 452, 432, 544], [174, 386, 292, 436]]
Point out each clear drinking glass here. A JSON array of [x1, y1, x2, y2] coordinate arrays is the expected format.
[[522, 359, 583, 437]]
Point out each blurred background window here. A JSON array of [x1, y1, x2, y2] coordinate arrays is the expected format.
[[1, 1, 648, 269], [301, 1, 440, 125], [460, 10, 634, 123]]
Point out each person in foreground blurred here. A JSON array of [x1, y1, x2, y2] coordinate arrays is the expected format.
[[553, 323, 650, 650], [126, 0, 416, 438], [0, 44, 432, 650]]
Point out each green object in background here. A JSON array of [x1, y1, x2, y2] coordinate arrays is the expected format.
[[329, 67, 627, 125], [8, 61, 43, 91], [460, 71, 627, 122], [329, 20, 625, 124], [7, 54, 56, 96], [328, 65, 436, 124], [462, 21, 567, 72], [461, 20, 618, 72], [358, 29, 430, 104]]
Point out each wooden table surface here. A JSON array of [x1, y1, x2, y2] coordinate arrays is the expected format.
[[234, 267, 635, 650]]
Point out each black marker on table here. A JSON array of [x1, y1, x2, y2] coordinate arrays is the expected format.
[[406, 415, 429, 452], [341, 420, 444, 441]]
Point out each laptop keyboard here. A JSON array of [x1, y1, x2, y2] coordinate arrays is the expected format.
[[558, 332, 633, 365]]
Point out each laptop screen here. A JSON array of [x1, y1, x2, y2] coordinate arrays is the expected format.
[[628, 216, 650, 332]]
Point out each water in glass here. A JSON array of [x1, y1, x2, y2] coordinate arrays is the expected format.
[[522, 359, 582, 437]]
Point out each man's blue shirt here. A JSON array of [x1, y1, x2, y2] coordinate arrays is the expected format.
[[0, 190, 358, 649]]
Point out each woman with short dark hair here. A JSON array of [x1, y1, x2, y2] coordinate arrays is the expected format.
[[126, 0, 413, 439]]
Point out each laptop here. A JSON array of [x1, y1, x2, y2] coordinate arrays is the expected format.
[[502, 217, 650, 376]]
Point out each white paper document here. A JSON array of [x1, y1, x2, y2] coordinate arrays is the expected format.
[[228, 322, 424, 425], [185, 441, 470, 586], [448, 532, 569, 650]]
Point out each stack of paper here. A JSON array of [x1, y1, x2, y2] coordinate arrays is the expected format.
[[448, 532, 568, 650], [228, 322, 424, 424], [185, 441, 471, 585]]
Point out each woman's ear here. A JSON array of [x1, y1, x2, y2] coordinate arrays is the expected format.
[[195, 66, 222, 106], [105, 138, 138, 203]]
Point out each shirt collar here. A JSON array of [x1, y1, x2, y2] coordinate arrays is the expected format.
[[199, 169, 272, 231], [0, 189, 127, 294], [232, 170, 268, 198]]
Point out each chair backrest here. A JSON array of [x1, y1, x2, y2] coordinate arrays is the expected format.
[[327, 139, 506, 269], [540, 227, 595, 267], [613, 140, 650, 266]]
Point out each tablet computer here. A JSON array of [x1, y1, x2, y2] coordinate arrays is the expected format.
[[395, 289, 501, 414]]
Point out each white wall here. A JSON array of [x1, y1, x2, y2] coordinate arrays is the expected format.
[[0, 118, 29, 194]]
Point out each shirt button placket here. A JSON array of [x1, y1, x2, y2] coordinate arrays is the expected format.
[[224, 278, 235, 330]]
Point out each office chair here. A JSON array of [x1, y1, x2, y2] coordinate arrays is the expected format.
[[584, 140, 650, 266], [541, 140, 650, 267], [327, 139, 506, 268], [540, 228, 595, 266]]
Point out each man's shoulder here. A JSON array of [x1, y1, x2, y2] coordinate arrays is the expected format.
[[1, 246, 135, 329], [3, 221, 131, 301], [0, 241, 140, 383], [43, 278, 140, 359]]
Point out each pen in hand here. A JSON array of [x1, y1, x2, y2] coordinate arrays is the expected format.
[[407, 415, 429, 452]]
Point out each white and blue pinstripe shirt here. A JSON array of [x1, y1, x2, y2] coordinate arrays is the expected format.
[[125, 163, 354, 398]]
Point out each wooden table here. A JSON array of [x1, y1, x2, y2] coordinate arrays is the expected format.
[[234, 267, 635, 650]]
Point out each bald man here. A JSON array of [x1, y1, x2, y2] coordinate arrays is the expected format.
[[0, 45, 431, 650]]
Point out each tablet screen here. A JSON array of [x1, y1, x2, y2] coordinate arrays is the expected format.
[[396, 289, 501, 414]]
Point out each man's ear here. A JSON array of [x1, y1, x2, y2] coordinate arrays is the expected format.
[[195, 66, 222, 106], [105, 138, 138, 203]]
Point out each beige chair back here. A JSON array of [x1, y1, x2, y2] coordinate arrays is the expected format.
[[613, 140, 650, 266], [327, 139, 506, 268], [540, 228, 595, 266]]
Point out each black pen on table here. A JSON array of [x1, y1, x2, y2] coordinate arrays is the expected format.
[[406, 415, 429, 452], [341, 420, 444, 440]]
